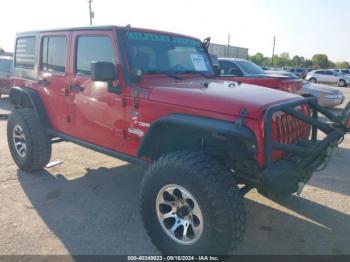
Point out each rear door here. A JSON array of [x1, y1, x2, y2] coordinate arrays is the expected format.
[[68, 31, 125, 150], [38, 32, 71, 133], [325, 71, 338, 84]]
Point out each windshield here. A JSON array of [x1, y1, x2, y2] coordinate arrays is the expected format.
[[235, 60, 266, 75], [122, 31, 214, 75]]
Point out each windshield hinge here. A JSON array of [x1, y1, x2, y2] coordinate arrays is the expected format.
[[234, 108, 250, 127]]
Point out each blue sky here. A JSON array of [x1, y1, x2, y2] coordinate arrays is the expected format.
[[0, 0, 349, 62]]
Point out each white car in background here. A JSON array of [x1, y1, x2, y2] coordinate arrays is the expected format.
[[266, 70, 345, 107], [333, 69, 350, 75], [306, 69, 350, 87]]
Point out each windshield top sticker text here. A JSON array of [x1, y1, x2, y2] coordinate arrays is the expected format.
[[127, 31, 200, 47]]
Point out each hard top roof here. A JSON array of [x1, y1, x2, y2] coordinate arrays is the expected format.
[[15, 25, 200, 41]]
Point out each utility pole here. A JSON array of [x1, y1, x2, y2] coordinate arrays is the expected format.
[[227, 33, 231, 57], [88, 0, 94, 26], [271, 36, 276, 65]]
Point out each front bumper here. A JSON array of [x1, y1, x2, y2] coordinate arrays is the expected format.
[[259, 98, 348, 196]]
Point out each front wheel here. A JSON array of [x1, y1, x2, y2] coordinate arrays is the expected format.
[[7, 108, 52, 171], [140, 152, 246, 255]]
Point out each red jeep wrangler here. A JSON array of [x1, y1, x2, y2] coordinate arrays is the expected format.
[[7, 26, 350, 255]]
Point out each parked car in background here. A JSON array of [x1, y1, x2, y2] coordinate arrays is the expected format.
[[333, 69, 350, 75], [302, 81, 344, 107], [0, 56, 12, 98], [306, 69, 350, 87], [282, 67, 308, 78], [267, 70, 345, 107], [218, 58, 302, 94]]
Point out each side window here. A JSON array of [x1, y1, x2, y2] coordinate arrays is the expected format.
[[41, 36, 67, 73], [15, 36, 36, 69], [219, 61, 242, 76], [76, 36, 115, 76]]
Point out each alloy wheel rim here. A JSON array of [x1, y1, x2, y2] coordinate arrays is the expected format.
[[155, 184, 204, 245], [13, 125, 27, 158]]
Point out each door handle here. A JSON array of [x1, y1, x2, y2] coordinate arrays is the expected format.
[[68, 85, 84, 92], [38, 79, 50, 87]]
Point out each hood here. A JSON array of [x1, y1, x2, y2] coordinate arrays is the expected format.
[[142, 77, 301, 120], [302, 82, 341, 95]]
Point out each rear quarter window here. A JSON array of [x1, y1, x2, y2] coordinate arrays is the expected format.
[[15, 36, 36, 69]]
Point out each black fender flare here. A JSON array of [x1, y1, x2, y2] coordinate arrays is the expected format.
[[9, 86, 51, 128], [137, 114, 257, 160]]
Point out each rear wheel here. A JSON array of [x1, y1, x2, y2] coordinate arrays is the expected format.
[[7, 108, 52, 171], [140, 151, 246, 255], [338, 79, 347, 87]]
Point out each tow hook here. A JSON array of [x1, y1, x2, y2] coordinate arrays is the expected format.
[[297, 181, 305, 196]]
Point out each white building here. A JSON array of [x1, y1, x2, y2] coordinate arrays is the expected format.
[[208, 43, 248, 59]]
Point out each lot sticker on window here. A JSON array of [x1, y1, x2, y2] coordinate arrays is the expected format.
[[190, 54, 207, 71]]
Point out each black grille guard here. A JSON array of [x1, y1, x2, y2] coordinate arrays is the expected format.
[[264, 97, 350, 168]]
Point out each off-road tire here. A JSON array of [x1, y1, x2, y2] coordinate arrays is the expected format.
[[140, 151, 246, 255], [7, 108, 51, 171]]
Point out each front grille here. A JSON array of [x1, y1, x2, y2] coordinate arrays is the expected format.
[[275, 114, 310, 144]]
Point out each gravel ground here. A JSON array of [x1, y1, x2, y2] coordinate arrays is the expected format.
[[0, 88, 349, 255]]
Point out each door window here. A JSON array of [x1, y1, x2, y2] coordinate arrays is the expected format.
[[41, 36, 67, 73], [76, 36, 115, 76], [219, 61, 243, 76]]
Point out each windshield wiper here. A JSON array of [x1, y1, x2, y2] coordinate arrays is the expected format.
[[145, 70, 183, 80], [177, 70, 215, 79]]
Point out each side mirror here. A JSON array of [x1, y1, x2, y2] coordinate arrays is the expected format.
[[91, 62, 117, 82], [209, 54, 221, 76], [91, 62, 121, 94]]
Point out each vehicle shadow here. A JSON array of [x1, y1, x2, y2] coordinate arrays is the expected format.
[[307, 146, 350, 196], [17, 164, 350, 255]]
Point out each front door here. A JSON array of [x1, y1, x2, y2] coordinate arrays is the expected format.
[[38, 33, 71, 134], [68, 31, 125, 150]]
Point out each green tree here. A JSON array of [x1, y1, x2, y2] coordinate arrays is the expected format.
[[292, 55, 306, 67], [0, 47, 4, 53], [312, 54, 330, 69], [305, 59, 313, 68], [335, 61, 350, 69], [280, 52, 290, 59], [249, 52, 266, 66]]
